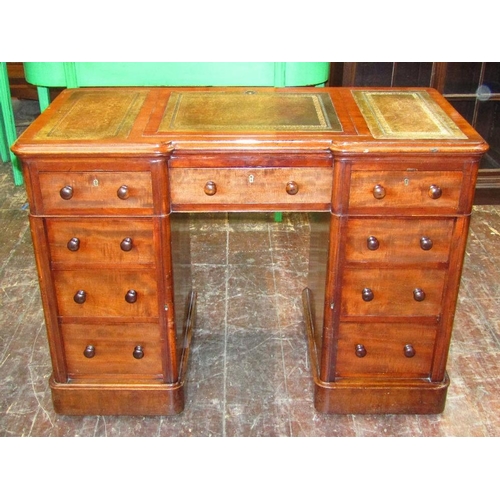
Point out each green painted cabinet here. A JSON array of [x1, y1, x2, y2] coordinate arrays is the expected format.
[[24, 62, 330, 110]]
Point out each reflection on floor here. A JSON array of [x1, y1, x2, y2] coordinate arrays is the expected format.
[[1, 100, 499, 436]]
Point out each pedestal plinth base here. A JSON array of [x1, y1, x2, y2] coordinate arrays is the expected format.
[[312, 375, 449, 415], [50, 378, 186, 416]]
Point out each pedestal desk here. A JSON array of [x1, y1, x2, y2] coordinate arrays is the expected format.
[[12, 87, 488, 415]]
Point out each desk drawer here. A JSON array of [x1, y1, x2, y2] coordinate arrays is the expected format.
[[169, 167, 332, 209], [46, 218, 155, 267], [53, 270, 159, 318], [38, 171, 154, 214], [61, 324, 163, 379], [340, 268, 446, 318], [336, 323, 437, 378], [345, 217, 454, 264], [348, 169, 463, 213]]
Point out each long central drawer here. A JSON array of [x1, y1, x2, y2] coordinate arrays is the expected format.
[[169, 167, 333, 210]]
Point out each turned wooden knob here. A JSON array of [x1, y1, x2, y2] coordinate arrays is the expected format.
[[362, 288, 374, 302], [125, 289, 138, 303], [286, 181, 299, 195], [117, 185, 129, 200], [204, 181, 217, 196], [428, 184, 442, 199], [373, 184, 386, 199], [367, 236, 380, 250], [120, 237, 133, 252], [83, 345, 95, 358], [413, 288, 426, 301], [133, 345, 144, 359], [59, 185, 73, 200], [404, 344, 416, 358], [355, 344, 367, 358], [67, 237, 80, 252], [420, 236, 433, 250], [73, 290, 87, 304]]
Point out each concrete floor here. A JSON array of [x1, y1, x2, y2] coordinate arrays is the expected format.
[[1, 99, 500, 437]]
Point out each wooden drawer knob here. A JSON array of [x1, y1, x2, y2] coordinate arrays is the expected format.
[[125, 290, 138, 303], [73, 290, 87, 304], [413, 288, 426, 301], [404, 344, 416, 358], [420, 236, 433, 250], [286, 181, 299, 195], [204, 181, 217, 196], [367, 236, 380, 250], [362, 288, 374, 302], [428, 184, 442, 199], [59, 185, 74, 200], [355, 344, 367, 358], [83, 345, 95, 358], [67, 237, 80, 252], [373, 184, 386, 199], [120, 237, 133, 252], [117, 185, 129, 200], [133, 345, 145, 359]]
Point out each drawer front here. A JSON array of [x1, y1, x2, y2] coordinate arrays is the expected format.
[[169, 167, 332, 208], [341, 268, 446, 318], [336, 323, 437, 378], [46, 218, 155, 266], [348, 170, 463, 212], [61, 324, 163, 378], [38, 171, 154, 214], [53, 270, 159, 318], [345, 218, 454, 264]]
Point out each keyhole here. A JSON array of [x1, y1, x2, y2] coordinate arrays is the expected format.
[[249, 174, 255, 184], [93, 178, 99, 187], [404, 178, 410, 186]]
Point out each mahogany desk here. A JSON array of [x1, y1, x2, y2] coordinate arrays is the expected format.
[[12, 87, 488, 415]]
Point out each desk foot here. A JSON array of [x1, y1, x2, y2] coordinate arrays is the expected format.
[[302, 288, 449, 414], [50, 291, 197, 416]]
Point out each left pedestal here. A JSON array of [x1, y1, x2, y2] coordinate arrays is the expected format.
[[22, 157, 194, 416]]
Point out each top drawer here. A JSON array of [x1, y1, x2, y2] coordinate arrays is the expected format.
[[348, 169, 464, 214], [37, 171, 154, 215], [169, 166, 333, 211]]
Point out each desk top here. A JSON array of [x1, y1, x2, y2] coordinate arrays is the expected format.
[[12, 87, 488, 157]]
